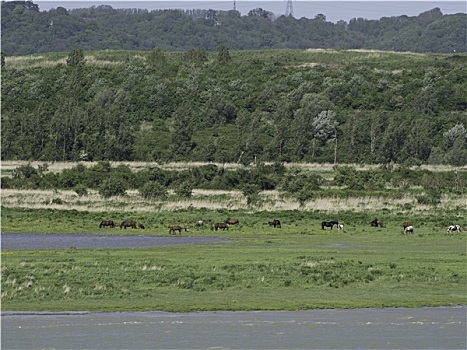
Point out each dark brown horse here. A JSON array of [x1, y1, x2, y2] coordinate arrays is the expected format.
[[213, 222, 229, 231], [268, 220, 281, 228], [120, 220, 136, 229], [371, 218, 384, 227], [225, 219, 239, 225], [99, 220, 115, 228], [137, 223, 145, 229], [169, 225, 189, 235]]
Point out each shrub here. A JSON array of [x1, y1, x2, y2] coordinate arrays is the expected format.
[[98, 178, 127, 198], [416, 190, 441, 206], [74, 185, 88, 197], [175, 181, 193, 198], [140, 182, 168, 200]]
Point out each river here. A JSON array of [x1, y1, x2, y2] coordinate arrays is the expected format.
[[2, 306, 466, 349]]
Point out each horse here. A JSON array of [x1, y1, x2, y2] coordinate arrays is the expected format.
[[169, 225, 189, 235], [137, 223, 145, 229], [404, 225, 414, 234], [268, 220, 281, 228], [120, 220, 136, 229], [225, 219, 239, 225], [447, 225, 460, 232], [321, 221, 339, 230], [371, 218, 384, 227], [99, 220, 115, 228], [213, 222, 229, 231], [337, 224, 344, 230], [402, 222, 411, 230], [195, 220, 204, 227]]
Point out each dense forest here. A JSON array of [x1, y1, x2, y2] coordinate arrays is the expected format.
[[2, 47, 466, 165], [1, 1, 466, 55]]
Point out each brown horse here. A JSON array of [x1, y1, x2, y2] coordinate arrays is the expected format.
[[137, 223, 145, 229], [268, 220, 281, 228], [120, 220, 136, 229], [99, 220, 115, 228], [225, 219, 239, 225], [213, 222, 229, 231], [169, 225, 189, 235]]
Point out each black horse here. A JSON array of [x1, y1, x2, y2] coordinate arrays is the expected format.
[[120, 220, 137, 229], [99, 220, 115, 228], [268, 220, 281, 228], [321, 221, 339, 230], [371, 218, 384, 227]]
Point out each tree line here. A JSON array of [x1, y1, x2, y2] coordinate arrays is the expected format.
[[1, 1, 466, 56], [2, 47, 466, 166]]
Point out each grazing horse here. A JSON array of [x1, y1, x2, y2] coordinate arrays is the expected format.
[[137, 223, 145, 229], [337, 224, 344, 230], [213, 222, 229, 231], [268, 220, 281, 228], [371, 218, 384, 227], [99, 220, 115, 228], [195, 220, 204, 227], [447, 225, 460, 232], [120, 220, 137, 229], [321, 221, 339, 230], [404, 225, 414, 234], [225, 219, 239, 225], [169, 225, 189, 235]]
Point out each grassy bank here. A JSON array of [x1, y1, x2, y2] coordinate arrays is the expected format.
[[1, 207, 465, 312]]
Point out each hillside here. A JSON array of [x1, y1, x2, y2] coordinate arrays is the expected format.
[[2, 48, 466, 165], [1, 1, 466, 55]]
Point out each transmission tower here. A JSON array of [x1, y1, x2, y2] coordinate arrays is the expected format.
[[285, 0, 293, 17]]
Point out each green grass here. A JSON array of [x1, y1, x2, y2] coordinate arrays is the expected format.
[[1, 206, 466, 312]]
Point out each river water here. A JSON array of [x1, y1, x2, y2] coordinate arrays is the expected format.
[[2, 306, 466, 349]]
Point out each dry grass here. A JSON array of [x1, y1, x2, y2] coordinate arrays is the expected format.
[[2, 161, 465, 175], [2, 188, 464, 213]]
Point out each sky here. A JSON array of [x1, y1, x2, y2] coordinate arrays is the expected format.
[[32, 1, 467, 22]]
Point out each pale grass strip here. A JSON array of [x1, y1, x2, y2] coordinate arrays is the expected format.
[[3, 188, 465, 213], [2, 161, 466, 174]]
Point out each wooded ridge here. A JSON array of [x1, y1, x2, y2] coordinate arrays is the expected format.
[[2, 47, 466, 165], [1, 1, 466, 55]]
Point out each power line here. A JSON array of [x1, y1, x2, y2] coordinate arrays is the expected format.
[[286, 0, 293, 17]]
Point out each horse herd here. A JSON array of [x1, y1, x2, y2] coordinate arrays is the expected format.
[[99, 218, 464, 235], [99, 220, 144, 229], [98, 218, 247, 235]]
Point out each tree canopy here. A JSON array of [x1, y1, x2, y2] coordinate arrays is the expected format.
[[2, 48, 466, 165], [1, 1, 465, 55]]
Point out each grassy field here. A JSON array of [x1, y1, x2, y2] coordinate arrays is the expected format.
[[2, 161, 465, 312], [1, 206, 465, 312]]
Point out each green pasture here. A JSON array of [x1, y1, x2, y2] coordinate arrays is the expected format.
[[1, 207, 466, 312]]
